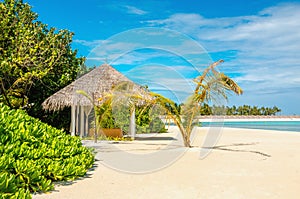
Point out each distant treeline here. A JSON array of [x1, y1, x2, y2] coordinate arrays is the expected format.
[[198, 104, 281, 116]]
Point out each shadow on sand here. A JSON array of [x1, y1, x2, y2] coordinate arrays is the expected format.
[[202, 142, 271, 158]]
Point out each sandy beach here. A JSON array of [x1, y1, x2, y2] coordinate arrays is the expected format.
[[33, 127, 300, 199]]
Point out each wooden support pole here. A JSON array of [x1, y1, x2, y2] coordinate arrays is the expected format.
[[76, 105, 80, 136], [80, 106, 84, 138], [129, 105, 136, 139], [71, 105, 76, 136], [84, 106, 92, 137]]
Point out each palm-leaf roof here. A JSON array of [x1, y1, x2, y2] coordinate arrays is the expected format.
[[42, 64, 148, 111]]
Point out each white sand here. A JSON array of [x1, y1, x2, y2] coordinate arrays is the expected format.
[[33, 127, 300, 199]]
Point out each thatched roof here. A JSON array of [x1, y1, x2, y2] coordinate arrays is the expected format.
[[42, 64, 149, 111]]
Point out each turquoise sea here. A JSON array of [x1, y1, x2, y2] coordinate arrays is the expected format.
[[201, 121, 300, 132]]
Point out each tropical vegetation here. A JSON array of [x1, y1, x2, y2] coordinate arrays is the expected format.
[[200, 104, 281, 116], [0, 103, 94, 199], [0, 0, 84, 130], [95, 102, 166, 134], [96, 60, 243, 147], [77, 88, 167, 138]]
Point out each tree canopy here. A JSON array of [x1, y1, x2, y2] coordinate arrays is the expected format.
[[199, 104, 281, 116], [0, 0, 85, 129]]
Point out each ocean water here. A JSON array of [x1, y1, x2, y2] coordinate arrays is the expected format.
[[201, 121, 300, 132]]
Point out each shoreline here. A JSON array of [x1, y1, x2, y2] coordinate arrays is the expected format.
[[162, 116, 300, 123], [200, 118, 300, 122], [199, 126, 300, 134], [162, 117, 300, 132], [198, 115, 300, 122]]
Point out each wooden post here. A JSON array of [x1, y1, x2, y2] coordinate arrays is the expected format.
[[80, 106, 84, 138], [71, 105, 76, 136], [129, 105, 136, 139], [76, 105, 80, 136], [84, 106, 92, 137], [92, 93, 97, 143]]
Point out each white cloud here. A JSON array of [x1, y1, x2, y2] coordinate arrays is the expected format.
[[75, 3, 300, 113], [146, 3, 300, 93], [144, 3, 300, 113], [124, 5, 147, 15], [81, 28, 213, 70]]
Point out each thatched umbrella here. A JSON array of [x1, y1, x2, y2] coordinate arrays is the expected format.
[[42, 64, 150, 138]]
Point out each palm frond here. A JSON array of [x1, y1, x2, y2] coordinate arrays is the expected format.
[[193, 60, 243, 104], [219, 73, 243, 95]]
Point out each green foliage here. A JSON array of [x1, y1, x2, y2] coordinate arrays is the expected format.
[[95, 102, 167, 134], [0, 0, 85, 130], [95, 102, 117, 129], [199, 104, 281, 116], [181, 95, 201, 134], [135, 105, 167, 133], [0, 103, 94, 198]]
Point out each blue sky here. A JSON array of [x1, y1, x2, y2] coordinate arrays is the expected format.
[[25, 0, 300, 114]]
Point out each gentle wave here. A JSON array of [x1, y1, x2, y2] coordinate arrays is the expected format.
[[201, 121, 300, 132]]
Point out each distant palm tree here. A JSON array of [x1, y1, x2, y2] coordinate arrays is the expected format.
[[272, 106, 281, 115], [260, 107, 266, 115], [231, 105, 237, 115], [250, 106, 260, 115], [200, 103, 212, 115]]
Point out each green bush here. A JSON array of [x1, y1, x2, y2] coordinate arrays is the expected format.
[[0, 103, 94, 199], [95, 103, 167, 134]]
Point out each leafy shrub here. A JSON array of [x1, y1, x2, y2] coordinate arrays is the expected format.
[[0, 103, 94, 199], [95, 103, 167, 134]]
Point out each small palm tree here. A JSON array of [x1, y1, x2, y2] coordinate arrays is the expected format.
[[182, 59, 243, 147], [145, 60, 243, 147]]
